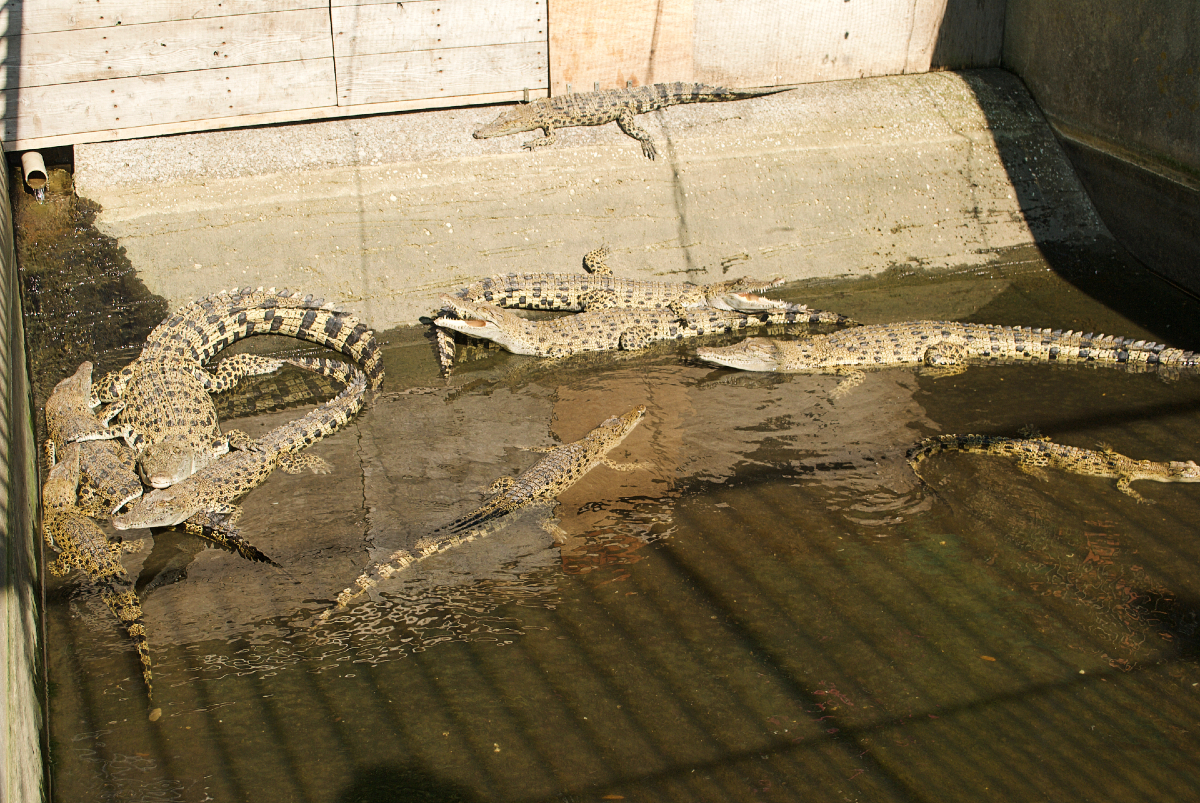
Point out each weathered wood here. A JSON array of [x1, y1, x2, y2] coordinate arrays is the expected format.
[[3, 10, 333, 88], [693, 0, 919, 85], [2, 59, 337, 140], [548, 0, 694, 93], [336, 42, 547, 107], [332, 0, 545, 56], [1, 88, 547, 151], [7, 0, 325, 35]]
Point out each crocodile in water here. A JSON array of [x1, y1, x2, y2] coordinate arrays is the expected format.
[[45, 361, 143, 516], [473, 82, 793, 159], [907, 433, 1200, 503], [112, 358, 368, 554], [318, 405, 647, 621], [435, 296, 852, 359], [42, 438, 157, 715], [697, 322, 1200, 394], [92, 287, 383, 489]]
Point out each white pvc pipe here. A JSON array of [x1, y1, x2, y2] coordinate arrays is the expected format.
[[20, 152, 47, 200]]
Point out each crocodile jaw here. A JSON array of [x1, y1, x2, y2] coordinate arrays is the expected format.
[[139, 441, 205, 489], [696, 339, 782, 372], [708, 292, 791, 313], [473, 109, 536, 139], [112, 486, 196, 529]]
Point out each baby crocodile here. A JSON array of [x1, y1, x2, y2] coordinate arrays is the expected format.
[[697, 322, 1200, 394], [112, 358, 367, 548], [43, 440, 157, 715], [45, 361, 143, 516], [473, 82, 793, 159], [435, 296, 851, 359], [907, 434, 1200, 503], [93, 287, 383, 489], [319, 405, 648, 621]]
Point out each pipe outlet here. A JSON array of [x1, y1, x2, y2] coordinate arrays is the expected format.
[[21, 151, 47, 202]]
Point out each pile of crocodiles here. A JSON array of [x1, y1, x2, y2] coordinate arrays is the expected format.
[[41, 81, 1200, 718]]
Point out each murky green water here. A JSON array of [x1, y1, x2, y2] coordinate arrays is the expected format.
[[18, 176, 1200, 802]]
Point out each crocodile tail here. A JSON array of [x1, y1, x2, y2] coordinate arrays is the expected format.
[[99, 581, 155, 703], [655, 82, 795, 104]]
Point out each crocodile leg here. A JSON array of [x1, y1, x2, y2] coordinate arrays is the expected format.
[[615, 107, 657, 159], [521, 126, 557, 151]]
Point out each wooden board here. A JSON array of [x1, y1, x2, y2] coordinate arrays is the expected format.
[[547, 0, 694, 93], [6, 0, 325, 35], [2, 59, 337, 140], [332, 0, 545, 55], [1, 88, 547, 151], [3, 9, 333, 88], [336, 41, 547, 106]]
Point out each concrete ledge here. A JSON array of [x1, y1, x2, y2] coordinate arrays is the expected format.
[[75, 69, 1106, 331], [0, 155, 45, 799]]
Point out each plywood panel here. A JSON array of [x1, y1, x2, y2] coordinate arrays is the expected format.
[[693, 0, 917, 86], [1, 59, 337, 141], [548, 0, 693, 93], [2, 9, 333, 88], [336, 41, 546, 106], [332, 0, 544, 56], [3, 0, 324, 35]]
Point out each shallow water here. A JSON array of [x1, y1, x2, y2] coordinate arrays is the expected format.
[[19, 183, 1200, 801]]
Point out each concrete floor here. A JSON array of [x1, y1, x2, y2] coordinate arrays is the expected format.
[[74, 68, 1107, 331]]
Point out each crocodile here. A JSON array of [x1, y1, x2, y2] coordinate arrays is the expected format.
[[112, 357, 368, 547], [45, 361, 143, 517], [318, 405, 647, 622], [696, 322, 1200, 394], [473, 82, 793, 159], [907, 434, 1200, 503], [91, 287, 383, 489], [435, 296, 853, 359], [43, 440, 157, 716]]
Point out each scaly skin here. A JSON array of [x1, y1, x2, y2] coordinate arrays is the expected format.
[[907, 434, 1200, 503], [43, 441, 156, 711], [45, 362, 143, 517], [112, 358, 368, 553], [473, 82, 793, 159], [435, 296, 852, 359], [92, 287, 384, 489], [697, 321, 1200, 394], [319, 405, 648, 621]]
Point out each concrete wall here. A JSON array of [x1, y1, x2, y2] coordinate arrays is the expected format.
[[0, 156, 44, 797], [1004, 0, 1200, 291]]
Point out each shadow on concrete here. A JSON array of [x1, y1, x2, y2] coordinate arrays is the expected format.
[[336, 763, 487, 803]]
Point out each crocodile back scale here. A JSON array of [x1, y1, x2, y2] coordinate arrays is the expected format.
[[112, 357, 368, 534], [473, 82, 794, 159], [697, 321, 1200, 377], [435, 296, 852, 359], [318, 405, 648, 622], [907, 434, 1200, 503]]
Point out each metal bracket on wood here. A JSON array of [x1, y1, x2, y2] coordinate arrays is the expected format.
[[626, 80, 632, 88], [566, 83, 571, 94], [594, 82, 599, 92], [523, 88, 529, 103]]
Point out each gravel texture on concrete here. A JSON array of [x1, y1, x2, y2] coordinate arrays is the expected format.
[[75, 68, 1107, 330]]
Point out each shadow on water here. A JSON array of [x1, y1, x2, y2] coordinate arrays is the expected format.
[[8, 160, 167, 421], [337, 763, 486, 803]]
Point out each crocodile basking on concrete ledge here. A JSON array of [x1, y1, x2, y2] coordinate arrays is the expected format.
[[318, 405, 647, 622], [697, 322, 1200, 394], [435, 295, 853, 359], [473, 82, 793, 159], [112, 358, 368, 555], [907, 433, 1200, 503], [91, 287, 383, 489]]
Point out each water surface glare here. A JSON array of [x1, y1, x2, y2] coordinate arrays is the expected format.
[[32, 240, 1200, 802]]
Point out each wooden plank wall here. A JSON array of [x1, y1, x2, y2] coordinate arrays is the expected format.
[[1, 0, 549, 150], [549, 0, 1004, 94], [0, 0, 1000, 149]]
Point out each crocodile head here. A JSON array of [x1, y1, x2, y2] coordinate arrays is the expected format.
[[696, 338, 784, 371], [594, 405, 648, 443], [112, 482, 198, 530], [434, 296, 540, 355], [707, 291, 792, 313], [473, 107, 538, 139], [139, 441, 209, 489], [45, 362, 95, 439], [1167, 461, 1200, 482]]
